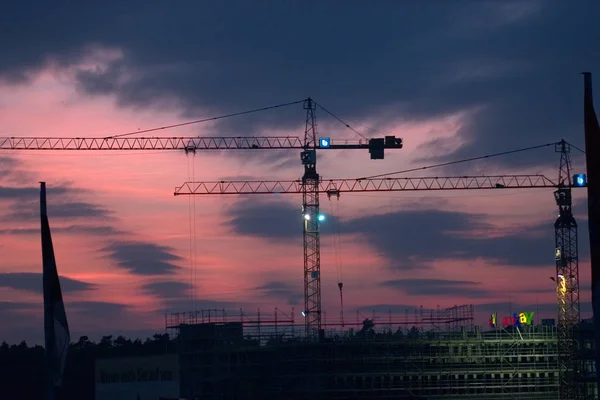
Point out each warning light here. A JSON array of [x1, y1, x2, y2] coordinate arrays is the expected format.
[[319, 137, 331, 148], [573, 174, 587, 187]]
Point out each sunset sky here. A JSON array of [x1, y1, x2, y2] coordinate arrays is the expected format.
[[1, 1, 599, 345]]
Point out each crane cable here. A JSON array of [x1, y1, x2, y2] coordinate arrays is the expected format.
[[329, 198, 344, 327], [187, 155, 194, 310], [360, 142, 560, 179], [314, 102, 368, 140], [186, 152, 199, 312], [192, 152, 198, 312], [102, 99, 306, 139]]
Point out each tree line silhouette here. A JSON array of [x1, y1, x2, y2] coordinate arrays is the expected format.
[[0, 333, 174, 400]]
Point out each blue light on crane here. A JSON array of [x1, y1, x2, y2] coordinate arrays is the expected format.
[[319, 137, 331, 148], [303, 213, 326, 222], [573, 174, 587, 187]]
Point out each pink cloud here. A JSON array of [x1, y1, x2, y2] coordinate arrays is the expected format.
[[0, 65, 583, 345]]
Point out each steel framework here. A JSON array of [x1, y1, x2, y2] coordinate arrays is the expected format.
[[0, 136, 376, 150], [301, 98, 322, 340], [174, 174, 559, 195], [164, 304, 474, 341], [169, 312, 560, 400], [554, 140, 582, 399]]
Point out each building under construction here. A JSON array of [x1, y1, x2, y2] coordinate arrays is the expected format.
[[162, 305, 576, 400]]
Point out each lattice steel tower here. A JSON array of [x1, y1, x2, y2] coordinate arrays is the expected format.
[[301, 98, 322, 340], [554, 139, 581, 399]]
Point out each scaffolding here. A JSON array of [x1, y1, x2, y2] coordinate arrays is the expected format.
[[165, 304, 475, 345], [165, 308, 298, 345], [175, 323, 559, 399], [161, 305, 567, 399]]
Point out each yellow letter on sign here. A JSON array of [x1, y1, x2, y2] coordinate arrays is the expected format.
[[519, 313, 527, 324]]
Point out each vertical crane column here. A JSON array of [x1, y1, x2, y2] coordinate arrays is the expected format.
[[554, 139, 581, 399], [301, 98, 322, 340]]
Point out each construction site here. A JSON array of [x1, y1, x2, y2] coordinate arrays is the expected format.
[[4, 74, 600, 399], [164, 80, 593, 399], [163, 73, 597, 399], [163, 306, 588, 399]]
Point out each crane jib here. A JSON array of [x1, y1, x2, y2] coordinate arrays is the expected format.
[[0, 136, 402, 153], [173, 175, 587, 196]]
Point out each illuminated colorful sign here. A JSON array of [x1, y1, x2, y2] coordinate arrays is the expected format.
[[489, 312, 534, 328], [489, 313, 497, 328]]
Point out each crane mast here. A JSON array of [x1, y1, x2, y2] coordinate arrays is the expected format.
[[554, 140, 581, 399], [301, 98, 322, 339]]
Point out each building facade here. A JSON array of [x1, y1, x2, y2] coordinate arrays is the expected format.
[[175, 323, 560, 399]]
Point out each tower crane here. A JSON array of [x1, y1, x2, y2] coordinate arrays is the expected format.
[[0, 98, 404, 341], [553, 140, 581, 400], [175, 140, 587, 397]]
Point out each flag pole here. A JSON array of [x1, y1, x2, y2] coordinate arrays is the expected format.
[[41, 182, 70, 400]]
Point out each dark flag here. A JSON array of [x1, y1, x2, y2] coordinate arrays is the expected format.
[[41, 182, 71, 400], [583, 72, 600, 400]]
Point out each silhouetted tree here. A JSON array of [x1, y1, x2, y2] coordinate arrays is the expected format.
[[0, 332, 177, 400]]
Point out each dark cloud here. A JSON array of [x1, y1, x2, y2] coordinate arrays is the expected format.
[[228, 201, 306, 241], [0, 272, 95, 294], [68, 301, 131, 318], [0, 182, 110, 222], [1, 2, 597, 169], [142, 281, 191, 300], [0, 185, 70, 201], [227, 200, 588, 268], [381, 278, 492, 298], [0, 301, 36, 313], [0, 156, 18, 170], [4, 200, 113, 221], [0, 157, 33, 184], [255, 281, 303, 306], [343, 210, 553, 268], [0, 224, 124, 236], [101, 241, 182, 275]]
